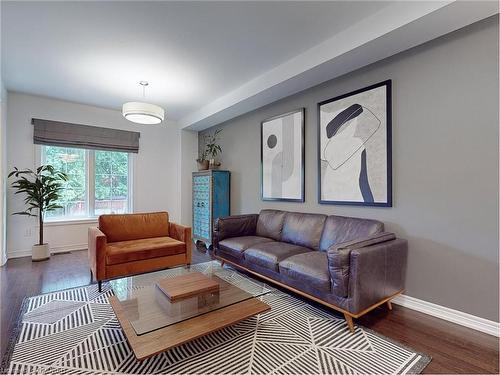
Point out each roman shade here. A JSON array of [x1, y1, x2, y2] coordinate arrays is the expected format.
[[32, 118, 140, 153]]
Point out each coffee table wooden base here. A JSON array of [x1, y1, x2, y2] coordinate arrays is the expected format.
[[109, 296, 270, 360]]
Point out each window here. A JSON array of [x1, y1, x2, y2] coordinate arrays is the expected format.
[[41, 145, 132, 220], [42, 146, 87, 219]]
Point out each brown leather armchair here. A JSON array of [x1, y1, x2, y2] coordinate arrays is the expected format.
[[88, 212, 191, 291]]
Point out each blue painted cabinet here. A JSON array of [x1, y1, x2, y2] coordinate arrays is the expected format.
[[192, 170, 230, 247]]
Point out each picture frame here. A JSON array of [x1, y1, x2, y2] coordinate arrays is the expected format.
[[261, 108, 305, 202], [318, 80, 392, 207]]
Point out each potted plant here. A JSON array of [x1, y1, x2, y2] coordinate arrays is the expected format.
[[196, 149, 209, 171], [197, 129, 223, 170], [8, 165, 68, 261], [203, 128, 223, 169]]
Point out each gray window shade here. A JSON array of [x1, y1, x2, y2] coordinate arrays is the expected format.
[[32, 118, 140, 153]]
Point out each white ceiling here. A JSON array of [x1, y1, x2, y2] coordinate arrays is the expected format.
[[2, 1, 498, 130], [1, 1, 390, 121]]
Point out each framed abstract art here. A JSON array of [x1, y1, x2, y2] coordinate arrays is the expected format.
[[318, 80, 392, 206], [261, 108, 305, 202]]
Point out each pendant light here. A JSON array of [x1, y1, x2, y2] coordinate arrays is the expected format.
[[122, 81, 165, 124]]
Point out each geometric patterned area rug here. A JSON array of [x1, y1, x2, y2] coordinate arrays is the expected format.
[[3, 261, 430, 374]]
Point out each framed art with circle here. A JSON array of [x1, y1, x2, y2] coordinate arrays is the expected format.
[[261, 108, 305, 202]]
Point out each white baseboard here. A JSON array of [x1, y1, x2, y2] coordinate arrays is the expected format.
[[7, 243, 87, 259], [392, 294, 500, 337]]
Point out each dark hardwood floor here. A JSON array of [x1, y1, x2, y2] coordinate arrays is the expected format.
[[1, 249, 498, 373]]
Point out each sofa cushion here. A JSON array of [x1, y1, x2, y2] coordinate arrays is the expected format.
[[99, 212, 169, 243], [256, 209, 286, 241], [319, 215, 384, 252], [219, 236, 274, 259], [106, 236, 185, 265], [279, 252, 330, 291], [216, 214, 259, 241], [245, 242, 311, 272], [281, 212, 327, 250]]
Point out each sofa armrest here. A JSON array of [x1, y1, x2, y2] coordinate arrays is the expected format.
[[213, 214, 258, 248], [169, 222, 192, 263], [348, 238, 408, 314], [326, 232, 396, 298], [88, 227, 107, 281]]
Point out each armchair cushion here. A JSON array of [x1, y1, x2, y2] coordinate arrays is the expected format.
[[244, 242, 311, 272], [219, 236, 274, 259], [99, 212, 169, 242], [327, 232, 396, 297], [279, 252, 330, 292], [106, 236, 185, 265]]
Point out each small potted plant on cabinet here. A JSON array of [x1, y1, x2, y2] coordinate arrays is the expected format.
[[204, 128, 223, 169], [196, 149, 209, 171], [9, 165, 68, 261], [197, 128, 223, 170]]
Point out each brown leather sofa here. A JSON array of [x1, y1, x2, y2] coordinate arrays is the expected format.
[[88, 212, 191, 291], [214, 209, 407, 332]]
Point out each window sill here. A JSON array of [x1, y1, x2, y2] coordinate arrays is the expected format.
[[44, 218, 99, 227]]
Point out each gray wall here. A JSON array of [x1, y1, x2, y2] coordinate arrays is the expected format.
[[200, 16, 499, 321]]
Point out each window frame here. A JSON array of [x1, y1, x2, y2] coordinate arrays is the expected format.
[[36, 145, 135, 222]]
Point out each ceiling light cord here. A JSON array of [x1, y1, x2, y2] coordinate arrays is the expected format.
[[139, 81, 149, 99]]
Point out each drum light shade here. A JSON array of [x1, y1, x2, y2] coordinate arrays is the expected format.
[[122, 102, 165, 124]]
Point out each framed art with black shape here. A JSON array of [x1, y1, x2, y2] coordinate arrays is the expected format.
[[318, 80, 392, 206], [261, 108, 305, 202]]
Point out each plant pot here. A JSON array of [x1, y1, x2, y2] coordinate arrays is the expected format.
[[197, 160, 209, 171], [32, 243, 50, 262], [209, 159, 221, 170]]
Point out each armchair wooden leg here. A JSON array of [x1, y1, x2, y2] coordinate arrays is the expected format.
[[387, 301, 393, 310], [344, 313, 355, 333], [220, 260, 225, 267], [98, 281, 102, 293]]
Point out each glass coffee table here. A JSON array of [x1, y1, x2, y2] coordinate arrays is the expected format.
[[108, 262, 271, 360]]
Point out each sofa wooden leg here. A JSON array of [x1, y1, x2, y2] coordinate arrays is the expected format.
[[89, 268, 93, 281], [220, 260, 225, 267], [98, 281, 102, 293], [344, 314, 355, 333], [387, 301, 393, 310]]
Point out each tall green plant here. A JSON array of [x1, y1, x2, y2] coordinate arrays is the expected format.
[[8, 165, 68, 245]]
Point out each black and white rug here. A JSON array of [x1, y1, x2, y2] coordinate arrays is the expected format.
[[3, 262, 430, 374]]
